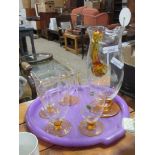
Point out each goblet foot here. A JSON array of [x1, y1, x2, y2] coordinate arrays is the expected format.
[[60, 95, 80, 106], [101, 102, 120, 118], [45, 119, 71, 137], [39, 105, 59, 119], [39, 108, 48, 119], [79, 120, 104, 137]]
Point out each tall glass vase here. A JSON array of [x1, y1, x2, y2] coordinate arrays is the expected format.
[[86, 26, 125, 117]]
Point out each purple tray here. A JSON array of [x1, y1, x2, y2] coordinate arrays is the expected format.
[[26, 86, 129, 147]]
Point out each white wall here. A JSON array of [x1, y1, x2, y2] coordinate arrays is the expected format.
[[19, 0, 23, 9], [31, 0, 35, 8]]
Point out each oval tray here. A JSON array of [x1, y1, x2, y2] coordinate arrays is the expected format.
[[26, 86, 129, 147]]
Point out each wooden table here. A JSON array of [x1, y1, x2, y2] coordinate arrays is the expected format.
[[64, 32, 81, 54], [19, 94, 135, 155]]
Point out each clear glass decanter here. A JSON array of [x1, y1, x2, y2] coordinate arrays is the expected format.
[[86, 26, 125, 117]]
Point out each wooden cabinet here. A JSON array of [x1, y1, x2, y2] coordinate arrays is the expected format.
[[128, 0, 135, 24], [39, 13, 71, 39], [100, 0, 134, 24], [113, 0, 123, 23], [56, 14, 71, 27], [39, 12, 59, 38], [113, 0, 135, 24], [62, 0, 77, 12]]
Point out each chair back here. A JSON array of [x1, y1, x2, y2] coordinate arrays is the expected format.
[[70, 6, 85, 27], [71, 7, 109, 27], [84, 12, 109, 26]]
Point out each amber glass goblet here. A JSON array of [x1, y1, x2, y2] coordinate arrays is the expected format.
[[79, 89, 105, 137]]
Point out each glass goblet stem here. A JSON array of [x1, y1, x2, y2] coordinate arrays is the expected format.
[[103, 98, 113, 112], [54, 120, 63, 130], [87, 121, 96, 130]]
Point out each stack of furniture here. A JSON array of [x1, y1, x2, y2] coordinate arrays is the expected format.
[[35, 0, 73, 38], [47, 14, 71, 45], [39, 12, 59, 38], [37, 0, 55, 12]]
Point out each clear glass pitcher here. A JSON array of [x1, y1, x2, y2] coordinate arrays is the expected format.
[[86, 26, 125, 116]]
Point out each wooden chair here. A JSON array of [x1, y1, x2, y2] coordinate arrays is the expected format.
[[58, 21, 72, 46], [19, 61, 37, 102]]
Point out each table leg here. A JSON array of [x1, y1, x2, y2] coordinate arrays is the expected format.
[[74, 38, 78, 52], [29, 32, 36, 55], [64, 36, 67, 50], [81, 28, 86, 59], [81, 34, 84, 59], [22, 37, 28, 54], [29, 32, 37, 60], [19, 38, 25, 56]]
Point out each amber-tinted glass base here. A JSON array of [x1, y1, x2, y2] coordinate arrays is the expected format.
[[45, 119, 71, 137], [39, 105, 59, 119], [101, 102, 120, 118], [79, 120, 104, 137]]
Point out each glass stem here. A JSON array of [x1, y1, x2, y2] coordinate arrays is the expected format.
[[54, 120, 63, 130], [87, 121, 96, 130], [103, 98, 113, 112]]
